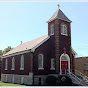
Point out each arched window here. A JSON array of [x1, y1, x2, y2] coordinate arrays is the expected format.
[[50, 58, 55, 70], [61, 24, 68, 35], [50, 24, 54, 35], [11, 57, 15, 70], [20, 55, 24, 70], [5, 59, 8, 70], [61, 56, 68, 61], [38, 54, 44, 70]]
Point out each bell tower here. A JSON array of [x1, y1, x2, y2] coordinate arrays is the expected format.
[[47, 5, 73, 74]]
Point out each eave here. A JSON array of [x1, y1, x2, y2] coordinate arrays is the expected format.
[[46, 17, 72, 23]]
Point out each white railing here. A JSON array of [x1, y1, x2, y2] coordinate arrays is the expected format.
[[69, 72, 86, 86], [75, 70, 88, 82], [60, 69, 88, 85]]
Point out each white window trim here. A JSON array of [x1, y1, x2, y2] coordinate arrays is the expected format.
[[50, 24, 54, 36], [61, 24, 68, 36], [20, 68, 24, 70], [50, 68, 55, 70], [38, 54, 44, 70], [20, 55, 24, 70], [50, 58, 55, 70], [11, 57, 15, 70], [38, 68, 44, 70], [84, 63, 88, 70], [11, 68, 15, 70], [61, 33, 68, 36], [5, 59, 8, 70]]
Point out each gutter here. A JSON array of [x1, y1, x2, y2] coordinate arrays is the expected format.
[[2, 49, 32, 59]]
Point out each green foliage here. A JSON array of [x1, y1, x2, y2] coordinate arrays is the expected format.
[[45, 75, 74, 86], [0, 50, 3, 57], [0, 50, 3, 78], [3, 46, 13, 54], [45, 76, 57, 85], [56, 75, 72, 86], [0, 82, 26, 86]]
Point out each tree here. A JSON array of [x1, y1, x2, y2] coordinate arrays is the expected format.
[[3, 46, 13, 54], [0, 50, 3, 57], [0, 50, 3, 79]]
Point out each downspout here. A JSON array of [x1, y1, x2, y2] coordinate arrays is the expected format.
[[30, 49, 34, 85]]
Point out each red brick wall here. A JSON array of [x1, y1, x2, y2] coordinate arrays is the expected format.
[[2, 53, 32, 75], [34, 36, 56, 75], [75, 57, 88, 76]]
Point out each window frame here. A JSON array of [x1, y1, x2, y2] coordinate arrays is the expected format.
[[5, 59, 8, 70], [20, 55, 24, 70], [50, 58, 55, 70], [84, 63, 88, 70], [61, 24, 68, 36], [38, 54, 44, 70], [50, 24, 54, 36], [11, 57, 15, 70]]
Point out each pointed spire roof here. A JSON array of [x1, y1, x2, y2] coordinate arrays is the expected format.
[[47, 9, 72, 23]]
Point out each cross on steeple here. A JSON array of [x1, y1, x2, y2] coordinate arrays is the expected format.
[[57, 4, 60, 10]]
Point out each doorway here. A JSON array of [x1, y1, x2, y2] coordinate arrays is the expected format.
[[61, 61, 68, 74], [60, 54, 70, 74]]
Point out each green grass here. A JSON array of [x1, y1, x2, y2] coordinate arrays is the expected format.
[[0, 81, 26, 86]]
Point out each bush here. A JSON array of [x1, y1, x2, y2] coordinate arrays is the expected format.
[[45, 76, 57, 85], [56, 75, 73, 86]]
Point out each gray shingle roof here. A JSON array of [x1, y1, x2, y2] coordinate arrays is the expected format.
[[47, 9, 71, 23]]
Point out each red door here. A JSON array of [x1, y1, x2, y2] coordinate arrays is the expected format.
[[61, 61, 68, 74]]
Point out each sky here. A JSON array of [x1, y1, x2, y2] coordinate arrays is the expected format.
[[0, 2, 88, 57]]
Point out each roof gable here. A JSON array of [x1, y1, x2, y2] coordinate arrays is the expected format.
[[47, 9, 71, 23], [3, 35, 49, 57]]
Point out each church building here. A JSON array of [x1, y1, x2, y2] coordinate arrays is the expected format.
[[1, 5, 76, 85]]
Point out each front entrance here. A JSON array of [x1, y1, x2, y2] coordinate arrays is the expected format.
[[61, 61, 68, 74], [60, 54, 70, 74]]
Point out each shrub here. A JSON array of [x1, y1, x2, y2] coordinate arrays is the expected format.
[[56, 75, 72, 86], [45, 76, 57, 85]]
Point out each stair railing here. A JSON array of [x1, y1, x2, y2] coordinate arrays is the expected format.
[[75, 69, 88, 82], [69, 71, 86, 86]]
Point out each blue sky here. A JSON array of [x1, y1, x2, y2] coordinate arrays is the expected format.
[[0, 2, 88, 57]]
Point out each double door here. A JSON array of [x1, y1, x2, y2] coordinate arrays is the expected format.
[[61, 61, 68, 74]]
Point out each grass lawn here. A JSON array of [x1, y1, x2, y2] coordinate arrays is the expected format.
[[0, 81, 26, 86]]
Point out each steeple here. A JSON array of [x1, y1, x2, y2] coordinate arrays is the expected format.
[[47, 5, 71, 23], [47, 4, 72, 74]]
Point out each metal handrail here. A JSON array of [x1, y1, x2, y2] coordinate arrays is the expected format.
[[75, 69, 88, 82], [69, 72, 86, 85]]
